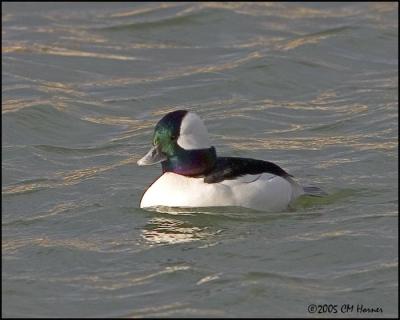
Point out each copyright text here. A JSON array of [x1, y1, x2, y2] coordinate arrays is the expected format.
[[307, 304, 383, 314]]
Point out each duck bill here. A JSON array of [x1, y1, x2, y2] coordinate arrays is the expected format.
[[137, 144, 167, 166]]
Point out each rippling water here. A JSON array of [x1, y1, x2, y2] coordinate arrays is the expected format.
[[2, 2, 398, 317]]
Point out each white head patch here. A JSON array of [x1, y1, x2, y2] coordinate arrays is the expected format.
[[177, 112, 211, 150]]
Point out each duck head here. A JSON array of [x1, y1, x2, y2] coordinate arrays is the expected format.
[[137, 110, 217, 176]]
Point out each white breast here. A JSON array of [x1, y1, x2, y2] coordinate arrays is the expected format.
[[140, 172, 304, 212]]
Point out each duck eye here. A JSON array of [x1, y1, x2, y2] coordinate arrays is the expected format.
[[170, 135, 177, 141]]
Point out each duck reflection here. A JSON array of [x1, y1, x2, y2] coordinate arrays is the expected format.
[[141, 211, 217, 245]]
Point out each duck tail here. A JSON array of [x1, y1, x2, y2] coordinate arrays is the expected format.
[[303, 186, 327, 197], [285, 176, 327, 198]]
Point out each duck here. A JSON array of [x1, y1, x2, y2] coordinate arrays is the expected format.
[[137, 110, 325, 212]]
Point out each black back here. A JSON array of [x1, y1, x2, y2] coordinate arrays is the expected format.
[[203, 157, 292, 183]]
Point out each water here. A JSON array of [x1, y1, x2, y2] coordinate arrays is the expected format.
[[2, 2, 398, 317]]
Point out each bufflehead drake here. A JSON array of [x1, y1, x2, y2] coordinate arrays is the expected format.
[[138, 110, 325, 212]]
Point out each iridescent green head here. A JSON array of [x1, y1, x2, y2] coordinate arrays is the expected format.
[[137, 110, 217, 176]]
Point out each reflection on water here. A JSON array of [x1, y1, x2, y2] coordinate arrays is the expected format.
[[141, 215, 216, 245]]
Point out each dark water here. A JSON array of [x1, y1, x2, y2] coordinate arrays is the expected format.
[[2, 2, 398, 317]]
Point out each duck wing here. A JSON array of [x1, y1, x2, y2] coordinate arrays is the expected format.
[[203, 157, 292, 184]]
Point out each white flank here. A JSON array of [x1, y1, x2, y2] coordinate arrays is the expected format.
[[140, 173, 304, 212]]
